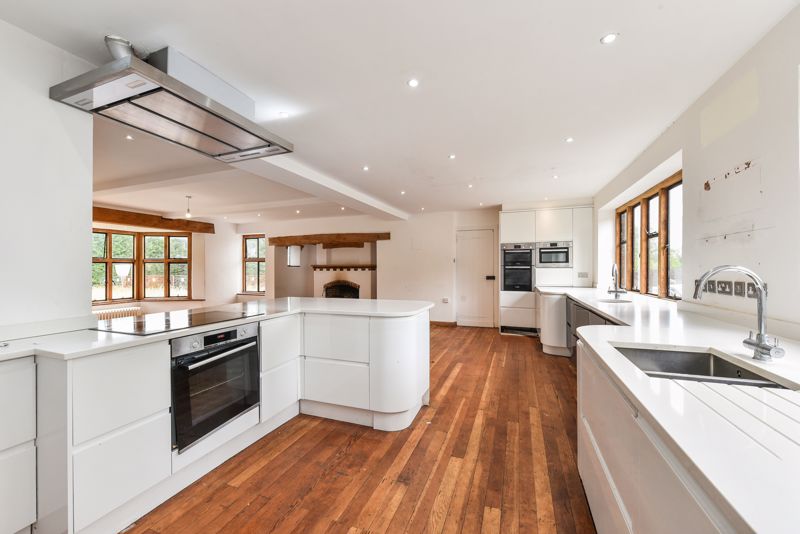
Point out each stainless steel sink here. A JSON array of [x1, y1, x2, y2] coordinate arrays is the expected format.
[[597, 298, 632, 304], [616, 347, 786, 389]]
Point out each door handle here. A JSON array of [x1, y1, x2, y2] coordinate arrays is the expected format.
[[485, 275, 496, 280]]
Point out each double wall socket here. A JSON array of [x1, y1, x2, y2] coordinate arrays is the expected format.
[[694, 279, 765, 299]]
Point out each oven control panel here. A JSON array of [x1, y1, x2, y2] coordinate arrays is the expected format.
[[171, 322, 258, 358]]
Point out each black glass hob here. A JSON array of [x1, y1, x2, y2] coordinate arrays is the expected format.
[[93, 307, 264, 336]]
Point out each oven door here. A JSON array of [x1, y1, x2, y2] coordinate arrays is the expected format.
[[503, 249, 533, 267], [537, 247, 571, 267], [171, 338, 260, 452], [503, 266, 533, 291]]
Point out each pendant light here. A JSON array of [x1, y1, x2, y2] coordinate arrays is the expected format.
[[185, 195, 192, 219]]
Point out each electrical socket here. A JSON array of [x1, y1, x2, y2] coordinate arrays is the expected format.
[[746, 282, 767, 298], [734, 281, 746, 297], [716, 280, 733, 295], [706, 280, 717, 294], [442, 297, 449, 304]]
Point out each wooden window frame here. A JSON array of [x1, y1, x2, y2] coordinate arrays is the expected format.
[[241, 234, 267, 294], [615, 170, 682, 299], [92, 229, 192, 305]]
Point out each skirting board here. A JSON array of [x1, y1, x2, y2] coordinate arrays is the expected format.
[[79, 403, 299, 534], [431, 321, 457, 327]]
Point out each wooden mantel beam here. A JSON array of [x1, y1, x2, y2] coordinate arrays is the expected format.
[[269, 232, 390, 247], [93, 206, 216, 234]]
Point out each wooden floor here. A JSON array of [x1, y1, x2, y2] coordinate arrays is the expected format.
[[128, 326, 596, 534]]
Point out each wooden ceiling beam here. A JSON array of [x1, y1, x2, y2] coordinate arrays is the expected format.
[[269, 232, 390, 247], [93, 206, 216, 234]]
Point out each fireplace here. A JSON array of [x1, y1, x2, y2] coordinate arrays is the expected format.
[[323, 280, 360, 299]]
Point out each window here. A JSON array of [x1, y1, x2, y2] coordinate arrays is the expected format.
[[91, 230, 192, 303], [242, 235, 266, 293], [615, 171, 682, 298]]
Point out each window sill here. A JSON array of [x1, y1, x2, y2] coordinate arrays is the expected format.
[[92, 298, 204, 306], [237, 292, 266, 296]]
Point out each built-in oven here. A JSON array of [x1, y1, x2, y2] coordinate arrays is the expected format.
[[170, 323, 260, 453], [535, 241, 573, 268], [501, 243, 534, 292]]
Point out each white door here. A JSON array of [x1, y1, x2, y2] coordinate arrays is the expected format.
[[456, 229, 496, 327]]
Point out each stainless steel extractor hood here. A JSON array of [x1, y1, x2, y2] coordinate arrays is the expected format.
[[49, 45, 293, 163]]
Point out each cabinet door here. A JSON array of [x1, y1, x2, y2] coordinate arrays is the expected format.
[[72, 342, 170, 445], [588, 312, 606, 326], [261, 315, 302, 371], [73, 411, 171, 532], [304, 358, 370, 409], [535, 209, 573, 242], [304, 314, 369, 363], [539, 294, 567, 348], [572, 207, 593, 287], [500, 211, 536, 243], [261, 358, 300, 422], [0, 441, 36, 534], [0, 357, 35, 451]]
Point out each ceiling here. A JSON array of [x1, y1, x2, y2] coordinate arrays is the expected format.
[[3, 0, 798, 220]]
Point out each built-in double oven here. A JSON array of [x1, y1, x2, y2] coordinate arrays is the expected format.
[[170, 323, 260, 453], [501, 243, 535, 292]]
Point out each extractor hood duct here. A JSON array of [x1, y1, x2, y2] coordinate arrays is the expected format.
[[50, 38, 292, 163]]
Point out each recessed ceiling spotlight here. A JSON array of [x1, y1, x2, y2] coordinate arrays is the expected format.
[[278, 111, 289, 118], [449, 154, 456, 160], [401, 190, 406, 195], [553, 174, 559, 179], [600, 33, 619, 45], [407, 78, 420, 88], [340, 206, 345, 211], [468, 184, 473, 189], [257, 213, 262, 217], [544, 197, 549, 201], [223, 216, 228, 220], [479, 202, 484, 206], [421, 207, 425, 211], [565, 137, 574, 143], [125, 134, 134, 140], [296, 210, 301, 214], [362, 165, 369, 171]]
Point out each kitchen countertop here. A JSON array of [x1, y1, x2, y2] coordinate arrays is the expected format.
[[541, 286, 800, 532], [0, 297, 433, 362]]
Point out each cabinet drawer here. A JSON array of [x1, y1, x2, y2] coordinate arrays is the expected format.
[[304, 315, 369, 363], [261, 358, 300, 422], [499, 290, 535, 308], [0, 441, 36, 534], [73, 411, 171, 532], [500, 307, 535, 328], [261, 315, 302, 371], [72, 342, 170, 445], [304, 358, 369, 410], [0, 357, 35, 451]]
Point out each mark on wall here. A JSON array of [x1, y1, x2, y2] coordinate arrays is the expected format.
[[700, 159, 763, 222]]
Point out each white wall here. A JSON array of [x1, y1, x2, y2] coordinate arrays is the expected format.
[[273, 245, 315, 297], [202, 222, 241, 305], [0, 20, 94, 338], [594, 6, 800, 324]]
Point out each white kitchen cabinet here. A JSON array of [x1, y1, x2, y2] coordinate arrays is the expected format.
[[500, 211, 536, 243], [0, 357, 35, 451], [535, 267, 573, 287], [261, 314, 302, 371], [72, 411, 171, 532], [304, 314, 369, 363], [72, 342, 170, 445], [0, 441, 36, 534], [538, 294, 569, 356], [261, 358, 300, 422], [499, 290, 535, 308], [304, 357, 370, 410], [578, 342, 722, 534], [572, 206, 593, 287], [500, 306, 535, 328], [535, 208, 573, 242]]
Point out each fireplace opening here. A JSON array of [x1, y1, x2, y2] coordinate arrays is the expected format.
[[323, 280, 360, 299]]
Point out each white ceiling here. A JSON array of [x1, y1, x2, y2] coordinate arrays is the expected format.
[[2, 0, 798, 219]]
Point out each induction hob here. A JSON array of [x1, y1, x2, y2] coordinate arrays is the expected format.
[[93, 307, 264, 336]]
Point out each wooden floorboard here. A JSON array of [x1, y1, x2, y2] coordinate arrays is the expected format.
[[127, 327, 596, 534]]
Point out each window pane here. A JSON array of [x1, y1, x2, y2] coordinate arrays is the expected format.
[[648, 195, 659, 232], [92, 263, 106, 301], [620, 246, 627, 288], [111, 234, 134, 259], [144, 236, 165, 259], [169, 263, 189, 296], [245, 238, 259, 259], [668, 184, 684, 298], [619, 212, 627, 243], [169, 236, 189, 259], [632, 204, 641, 290], [92, 233, 106, 259], [647, 237, 658, 294], [245, 261, 258, 292], [258, 262, 266, 292], [144, 263, 165, 298], [111, 262, 134, 299], [258, 237, 266, 258]]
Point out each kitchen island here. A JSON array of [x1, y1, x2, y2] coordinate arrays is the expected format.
[[0, 297, 433, 534], [540, 287, 800, 533]]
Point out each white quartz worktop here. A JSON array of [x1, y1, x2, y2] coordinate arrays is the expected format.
[[0, 297, 433, 362], [550, 286, 800, 532]]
